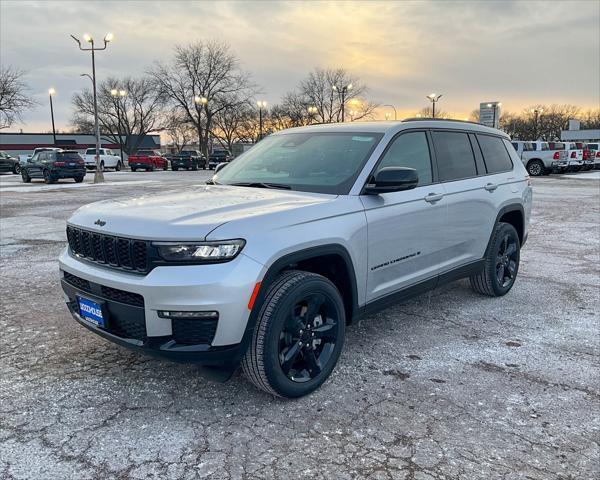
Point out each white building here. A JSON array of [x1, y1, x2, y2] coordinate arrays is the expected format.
[[561, 120, 600, 142]]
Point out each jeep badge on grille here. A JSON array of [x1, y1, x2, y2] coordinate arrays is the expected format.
[[94, 219, 106, 227]]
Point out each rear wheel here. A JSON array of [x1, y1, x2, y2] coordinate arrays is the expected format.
[[43, 169, 55, 184], [100, 161, 105, 172], [131, 167, 137, 172], [242, 271, 346, 398], [12, 164, 20, 174], [21, 170, 31, 183], [115, 161, 122, 171], [526, 160, 544, 176], [163, 163, 168, 171], [470, 222, 520, 297], [74, 176, 84, 183], [173, 166, 178, 171]]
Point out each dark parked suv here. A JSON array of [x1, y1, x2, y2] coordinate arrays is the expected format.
[[171, 150, 204, 171], [21, 149, 86, 184], [208, 149, 233, 169]]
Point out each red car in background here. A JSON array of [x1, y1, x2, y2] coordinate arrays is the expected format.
[[128, 150, 168, 172]]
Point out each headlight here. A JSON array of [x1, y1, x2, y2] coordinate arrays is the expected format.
[[153, 239, 245, 263]]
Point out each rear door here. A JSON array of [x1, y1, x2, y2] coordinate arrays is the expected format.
[[430, 130, 498, 269], [362, 130, 447, 301]]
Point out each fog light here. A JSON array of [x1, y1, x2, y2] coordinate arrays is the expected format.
[[158, 310, 218, 319]]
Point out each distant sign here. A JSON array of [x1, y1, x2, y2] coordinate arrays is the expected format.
[[480, 102, 502, 128]]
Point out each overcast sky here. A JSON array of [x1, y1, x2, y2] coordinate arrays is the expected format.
[[1, 0, 599, 132]]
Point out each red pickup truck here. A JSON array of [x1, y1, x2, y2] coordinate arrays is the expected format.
[[128, 150, 168, 172]]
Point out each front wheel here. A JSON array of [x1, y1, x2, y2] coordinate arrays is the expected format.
[[131, 167, 137, 172], [21, 170, 31, 183], [13, 164, 20, 174], [100, 161, 105, 172], [115, 161, 122, 171], [43, 169, 55, 184], [163, 163, 168, 171], [242, 271, 346, 398], [74, 176, 84, 183], [470, 222, 520, 297]]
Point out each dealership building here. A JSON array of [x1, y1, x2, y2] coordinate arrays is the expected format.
[[561, 120, 600, 142], [0, 132, 161, 158]]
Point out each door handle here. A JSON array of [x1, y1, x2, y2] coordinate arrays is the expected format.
[[484, 183, 498, 191], [424, 192, 444, 203]]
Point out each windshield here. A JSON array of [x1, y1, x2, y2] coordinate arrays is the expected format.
[[214, 132, 383, 194]]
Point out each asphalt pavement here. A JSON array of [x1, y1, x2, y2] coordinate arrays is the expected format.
[[0, 169, 598, 479]]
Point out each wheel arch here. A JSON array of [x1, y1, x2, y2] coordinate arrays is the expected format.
[[491, 204, 525, 248], [258, 245, 359, 325]]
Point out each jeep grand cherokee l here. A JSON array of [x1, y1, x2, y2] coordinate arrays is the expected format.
[[59, 120, 532, 398]]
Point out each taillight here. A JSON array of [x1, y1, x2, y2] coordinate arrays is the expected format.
[[583, 150, 589, 160], [53, 161, 66, 166], [596, 151, 600, 158], [571, 151, 576, 158], [553, 152, 560, 160]]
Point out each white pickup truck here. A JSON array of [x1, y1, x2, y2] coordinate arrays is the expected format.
[[511, 140, 565, 176], [84, 148, 122, 171]]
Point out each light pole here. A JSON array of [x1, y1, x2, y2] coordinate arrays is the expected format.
[[383, 104, 397, 121], [332, 83, 352, 122], [71, 32, 113, 183], [307, 106, 318, 125], [48, 88, 57, 145], [487, 102, 502, 128], [530, 108, 543, 140], [193, 95, 209, 165], [111, 89, 127, 166], [426, 93, 443, 118], [257, 100, 267, 140]]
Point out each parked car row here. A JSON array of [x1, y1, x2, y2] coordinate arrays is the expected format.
[[511, 140, 600, 176], [0, 151, 20, 174]]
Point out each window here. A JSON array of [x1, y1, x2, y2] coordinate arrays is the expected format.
[[476, 134, 513, 173], [511, 142, 518, 151], [216, 132, 383, 194], [375, 132, 432, 186], [432, 131, 477, 181]]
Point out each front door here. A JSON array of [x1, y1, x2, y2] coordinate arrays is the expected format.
[[361, 130, 448, 302]]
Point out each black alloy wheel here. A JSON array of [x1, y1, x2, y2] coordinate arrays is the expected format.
[[278, 292, 339, 383], [495, 232, 519, 288]]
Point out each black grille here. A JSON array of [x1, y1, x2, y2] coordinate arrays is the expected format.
[[107, 315, 147, 341], [172, 318, 218, 345], [63, 271, 144, 308], [67, 226, 149, 273]]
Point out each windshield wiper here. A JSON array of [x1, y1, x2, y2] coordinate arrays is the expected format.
[[229, 182, 292, 190]]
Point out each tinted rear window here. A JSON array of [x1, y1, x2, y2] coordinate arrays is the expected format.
[[476, 135, 513, 174], [549, 142, 565, 150], [57, 152, 82, 161], [432, 131, 477, 181]]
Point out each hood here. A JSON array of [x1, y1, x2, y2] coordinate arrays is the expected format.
[[68, 185, 336, 240]]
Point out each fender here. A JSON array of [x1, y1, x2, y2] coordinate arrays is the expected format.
[[487, 203, 526, 251]]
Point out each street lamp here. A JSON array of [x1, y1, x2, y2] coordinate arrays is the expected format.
[[307, 106, 318, 125], [257, 100, 267, 140], [530, 108, 544, 140], [486, 102, 502, 128], [71, 32, 113, 183], [426, 93, 443, 118], [111, 89, 127, 166], [332, 83, 352, 122], [48, 88, 57, 145], [383, 104, 397, 121]]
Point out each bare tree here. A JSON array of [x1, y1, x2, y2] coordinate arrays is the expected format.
[[580, 109, 600, 129], [150, 41, 257, 166], [416, 106, 449, 119], [211, 100, 256, 151], [71, 76, 166, 154], [469, 109, 480, 122], [0, 66, 37, 129], [163, 112, 195, 153], [299, 68, 377, 123]]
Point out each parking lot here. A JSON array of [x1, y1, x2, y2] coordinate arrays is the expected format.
[[0, 170, 598, 479]]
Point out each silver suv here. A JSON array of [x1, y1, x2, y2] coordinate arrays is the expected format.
[[59, 120, 532, 398]]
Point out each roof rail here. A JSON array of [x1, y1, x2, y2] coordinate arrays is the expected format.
[[402, 117, 484, 126]]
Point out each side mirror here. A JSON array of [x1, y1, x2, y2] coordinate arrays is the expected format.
[[214, 162, 227, 174], [364, 167, 419, 194]]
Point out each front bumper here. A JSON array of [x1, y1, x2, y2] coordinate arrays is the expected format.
[[59, 247, 266, 363]]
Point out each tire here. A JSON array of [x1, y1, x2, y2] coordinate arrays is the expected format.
[[21, 170, 31, 183], [115, 161, 122, 172], [131, 167, 137, 172], [173, 167, 178, 171], [43, 169, 55, 184], [100, 161, 105, 172], [12, 164, 20, 174], [526, 160, 544, 176], [242, 270, 346, 398], [470, 222, 520, 297], [74, 176, 84, 183], [163, 163, 168, 171]]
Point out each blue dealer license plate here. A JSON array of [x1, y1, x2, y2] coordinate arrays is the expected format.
[[78, 296, 105, 327]]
